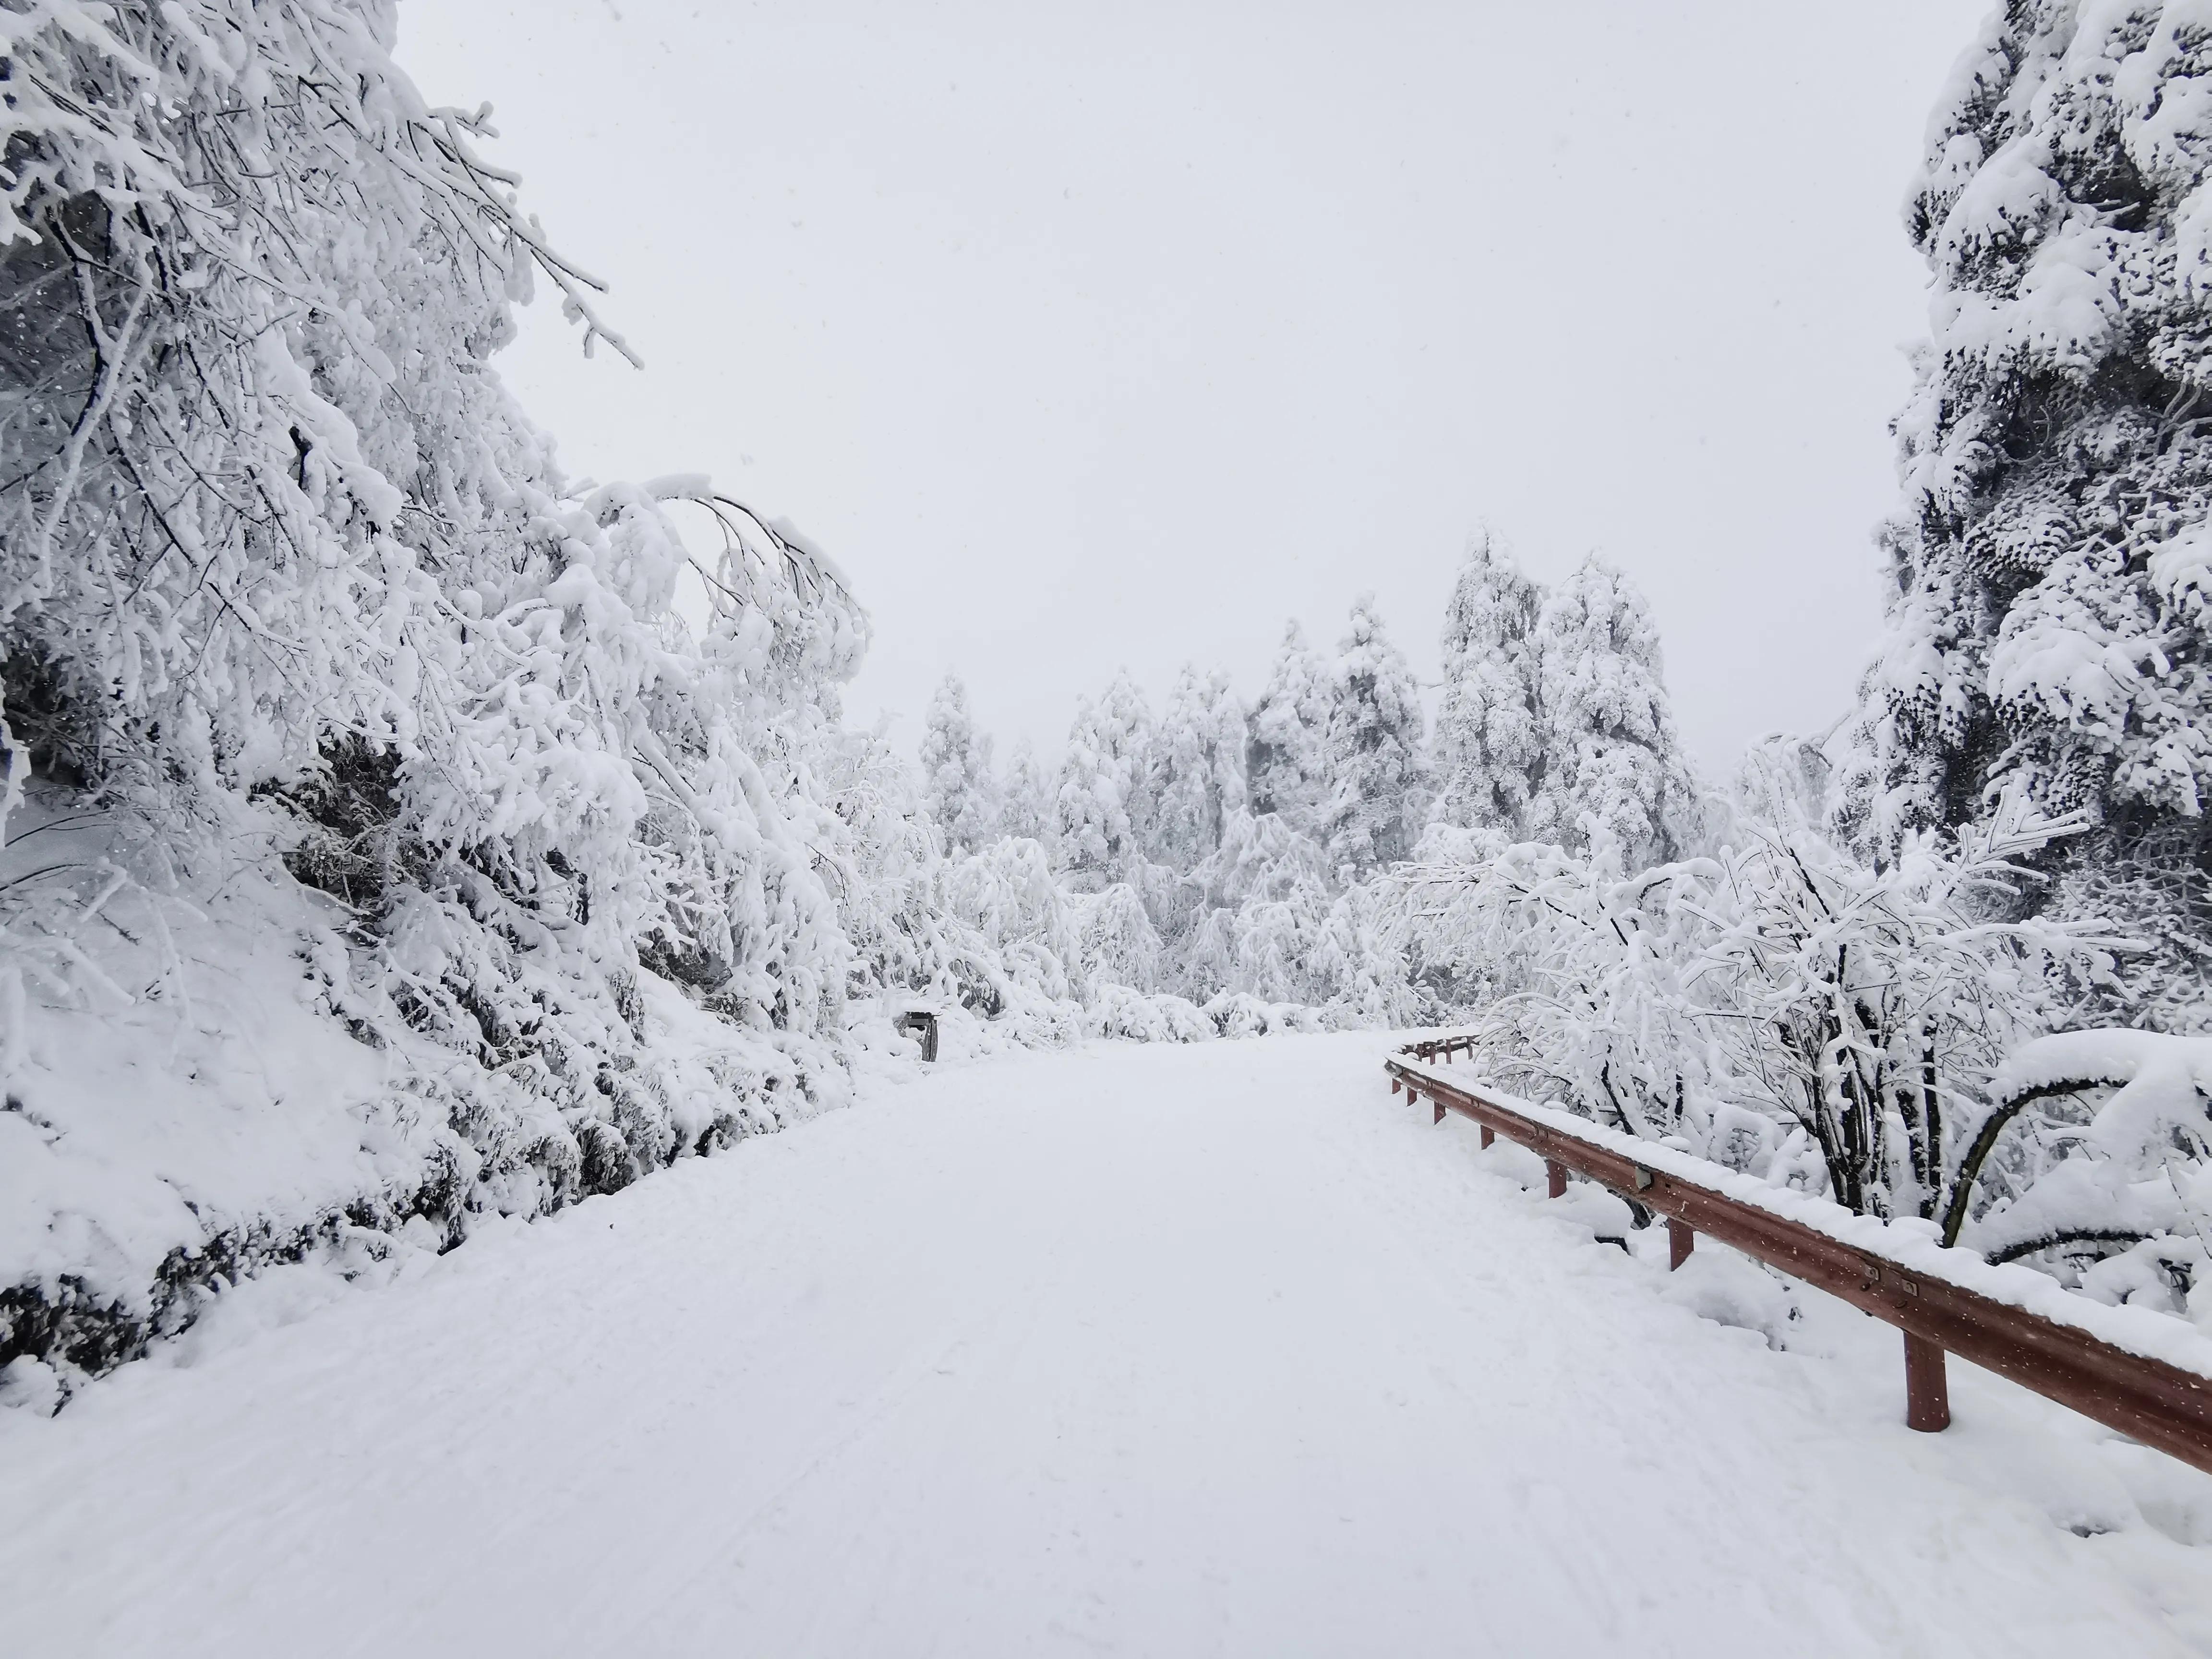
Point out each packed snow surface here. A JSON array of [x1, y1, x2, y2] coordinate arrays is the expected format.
[[5, 1036, 2210, 1657]]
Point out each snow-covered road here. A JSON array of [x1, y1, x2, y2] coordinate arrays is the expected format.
[[5, 1034, 2209, 1657]]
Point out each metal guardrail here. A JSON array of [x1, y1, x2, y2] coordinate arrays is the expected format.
[[1387, 1035, 2212, 1478]]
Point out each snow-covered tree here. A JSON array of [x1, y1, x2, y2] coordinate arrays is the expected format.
[[1148, 666, 1247, 873], [1843, 6, 2212, 1028], [918, 672, 997, 854], [1387, 791, 2129, 1226], [1190, 807, 1333, 913], [1312, 880, 1425, 1028], [941, 835, 1082, 1013], [1525, 556, 1696, 870], [1074, 882, 1163, 993], [996, 737, 1053, 846], [1431, 530, 1544, 837], [1230, 883, 1332, 1005], [1053, 672, 1155, 889], [1245, 620, 1333, 837], [1320, 597, 1427, 877], [0, 2, 865, 1238]]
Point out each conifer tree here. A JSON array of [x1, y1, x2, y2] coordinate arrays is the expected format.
[[1321, 597, 1428, 877], [1246, 621, 1333, 837], [1053, 672, 1154, 889], [1149, 666, 1248, 873], [918, 672, 996, 854], [1525, 556, 1695, 871], [997, 737, 1053, 845], [1846, 6, 2212, 1025], [1431, 530, 1545, 836]]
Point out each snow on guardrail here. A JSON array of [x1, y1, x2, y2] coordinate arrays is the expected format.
[[1387, 1036, 2212, 1476]]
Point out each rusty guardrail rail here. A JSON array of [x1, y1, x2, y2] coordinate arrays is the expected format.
[[1388, 1035, 2212, 1478]]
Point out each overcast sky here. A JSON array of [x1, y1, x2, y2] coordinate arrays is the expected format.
[[403, 0, 1991, 775]]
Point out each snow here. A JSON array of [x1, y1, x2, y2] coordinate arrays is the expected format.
[[1398, 1050, 2212, 1379], [5, 1035, 2208, 1657], [1994, 1027, 2212, 1166]]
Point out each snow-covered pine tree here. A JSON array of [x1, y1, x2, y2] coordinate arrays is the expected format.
[[1245, 620, 1334, 838], [996, 737, 1053, 845], [1101, 669, 1163, 865], [1431, 530, 1545, 837], [918, 672, 997, 854], [1845, 6, 2212, 1028], [1320, 597, 1428, 877], [1054, 696, 1117, 885], [1313, 878, 1425, 1029], [1052, 673, 1154, 890], [1525, 556, 1695, 870], [1149, 666, 1248, 873]]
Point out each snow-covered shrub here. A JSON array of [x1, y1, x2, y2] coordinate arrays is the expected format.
[[1200, 990, 1323, 1039], [1083, 984, 1213, 1045], [1387, 784, 2138, 1232]]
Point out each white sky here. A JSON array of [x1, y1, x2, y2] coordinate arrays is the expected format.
[[402, 0, 1992, 775]]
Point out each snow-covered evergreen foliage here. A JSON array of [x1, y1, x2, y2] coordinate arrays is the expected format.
[[996, 737, 1053, 845], [1524, 557, 1698, 870], [1847, 3, 2212, 1029], [1245, 620, 1333, 838], [1431, 531, 1544, 838], [1148, 666, 1246, 875], [1073, 882, 1164, 995], [919, 672, 997, 854], [1320, 598, 1427, 877], [1053, 673, 1155, 891]]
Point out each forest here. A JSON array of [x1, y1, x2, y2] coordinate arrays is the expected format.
[[5, 0, 2212, 1404]]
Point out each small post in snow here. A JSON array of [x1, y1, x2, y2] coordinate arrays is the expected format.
[[1546, 1160, 1567, 1199], [1434, 1097, 1446, 1126], [1479, 1126, 1494, 1149], [1668, 1220, 1695, 1271], [892, 1007, 940, 1063], [1904, 1334, 1951, 1432]]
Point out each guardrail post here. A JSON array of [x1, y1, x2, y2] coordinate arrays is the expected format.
[[1546, 1160, 1566, 1199], [1391, 1077, 1401, 1095], [1668, 1220, 1694, 1270], [1904, 1334, 1951, 1432], [1479, 1125, 1494, 1149], [1434, 1098, 1446, 1126]]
